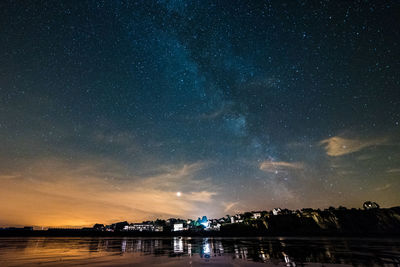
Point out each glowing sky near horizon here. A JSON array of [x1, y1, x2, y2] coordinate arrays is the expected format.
[[0, 0, 399, 227]]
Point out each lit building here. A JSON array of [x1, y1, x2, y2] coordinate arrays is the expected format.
[[272, 208, 281, 215], [209, 219, 221, 230], [363, 201, 380, 210], [230, 214, 243, 223], [123, 224, 163, 232], [231, 214, 243, 223], [197, 216, 210, 229], [173, 223, 186, 231]]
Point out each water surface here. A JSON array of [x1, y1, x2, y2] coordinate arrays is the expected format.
[[0, 237, 399, 266]]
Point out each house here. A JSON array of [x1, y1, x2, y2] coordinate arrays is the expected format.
[[230, 214, 243, 223], [272, 208, 282, 215], [363, 201, 380, 210], [173, 223, 186, 231], [124, 224, 163, 232]]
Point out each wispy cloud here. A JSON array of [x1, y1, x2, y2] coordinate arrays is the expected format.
[[93, 131, 141, 154], [0, 174, 20, 180], [386, 168, 400, 173], [356, 154, 375, 161], [198, 103, 231, 120], [319, 136, 387, 157], [223, 202, 239, 213], [375, 184, 391, 191], [259, 160, 304, 172]]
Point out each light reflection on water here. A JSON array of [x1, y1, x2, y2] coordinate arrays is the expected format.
[[0, 237, 399, 266]]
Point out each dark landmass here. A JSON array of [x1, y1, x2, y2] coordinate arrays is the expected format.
[[1, 206, 400, 237], [220, 206, 400, 236]]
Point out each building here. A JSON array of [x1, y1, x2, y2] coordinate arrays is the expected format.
[[209, 219, 221, 230], [272, 208, 282, 215], [123, 224, 163, 232], [363, 201, 380, 210], [197, 216, 210, 229], [252, 212, 262, 219], [230, 214, 243, 223], [173, 223, 186, 231]]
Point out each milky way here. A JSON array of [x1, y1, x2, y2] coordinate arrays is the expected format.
[[0, 0, 399, 227]]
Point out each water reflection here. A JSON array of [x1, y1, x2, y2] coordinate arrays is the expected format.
[[173, 237, 183, 253], [0, 237, 399, 266]]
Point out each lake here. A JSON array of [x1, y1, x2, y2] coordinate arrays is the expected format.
[[0, 237, 399, 266]]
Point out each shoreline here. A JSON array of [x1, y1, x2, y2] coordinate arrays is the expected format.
[[1, 230, 400, 238]]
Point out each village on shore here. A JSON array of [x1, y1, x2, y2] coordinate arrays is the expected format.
[[4, 201, 399, 237]]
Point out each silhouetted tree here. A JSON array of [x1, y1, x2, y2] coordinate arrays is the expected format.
[[93, 224, 104, 231]]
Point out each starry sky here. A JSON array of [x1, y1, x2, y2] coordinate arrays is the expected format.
[[1, 0, 399, 227]]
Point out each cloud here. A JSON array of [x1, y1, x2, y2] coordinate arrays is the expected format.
[[386, 168, 400, 173], [197, 102, 234, 120], [0, 159, 218, 227], [223, 202, 239, 213], [93, 131, 141, 154], [319, 136, 386, 157], [198, 107, 226, 120], [259, 160, 304, 173], [139, 162, 205, 189], [375, 184, 391, 191], [0, 174, 20, 180], [356, 154, 375, 161]]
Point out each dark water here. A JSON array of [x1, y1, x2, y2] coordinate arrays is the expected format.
[[0, 237, 399, 266]]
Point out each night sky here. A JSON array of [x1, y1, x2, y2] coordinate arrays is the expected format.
[[1, 0, 399, 227]]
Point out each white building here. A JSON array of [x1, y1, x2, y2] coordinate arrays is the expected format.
[[252, 212, 262, 219], [272, 208, 282, 216], [173, 223, 186, 231], [231, 214, 243, 223], [124, 224, 163, 232], [210, 222, 221, 230]]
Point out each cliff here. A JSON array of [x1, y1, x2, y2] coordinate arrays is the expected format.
[[221, 207, 400, 236]]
